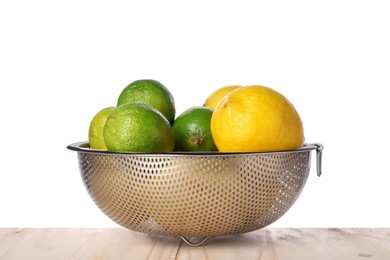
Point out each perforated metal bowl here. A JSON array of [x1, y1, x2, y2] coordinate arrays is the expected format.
[[68, 142, 323, 246]]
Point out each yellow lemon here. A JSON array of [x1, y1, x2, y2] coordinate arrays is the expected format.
[[203, 85, 241, 109], [210, 85, 304, 152]]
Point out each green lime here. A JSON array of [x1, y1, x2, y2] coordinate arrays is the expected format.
[[172, 106, 218, 152], [117, 79, 176, 124], [88, 106, 115, 150], [103, 103, 174, 152]]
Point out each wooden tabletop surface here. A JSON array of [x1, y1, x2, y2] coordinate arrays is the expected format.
[[0, 228, 389, 259]]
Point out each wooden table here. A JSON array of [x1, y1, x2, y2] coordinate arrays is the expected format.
[[0, 228, 389, 259]]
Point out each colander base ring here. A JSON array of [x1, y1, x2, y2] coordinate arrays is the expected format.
[[180, 236, 209, 247]]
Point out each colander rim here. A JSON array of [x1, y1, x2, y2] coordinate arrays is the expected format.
[[67, 141, 321, 156]]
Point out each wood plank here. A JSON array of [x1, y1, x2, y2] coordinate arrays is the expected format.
[[0, 229, 17, 240], [0, 228, 181, 260], [177, 228, 390, 260], [0, 228, 389, 259]]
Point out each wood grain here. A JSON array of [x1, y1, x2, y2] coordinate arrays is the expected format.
[[0, 228, 180, 260], [178, 228, 390, 259], [0, 228, 389, 259]]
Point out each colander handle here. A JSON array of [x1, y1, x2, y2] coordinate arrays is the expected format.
[[312, 143, 324, 177]]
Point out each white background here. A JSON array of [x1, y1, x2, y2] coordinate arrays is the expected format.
[[1, 0, 389, 228]]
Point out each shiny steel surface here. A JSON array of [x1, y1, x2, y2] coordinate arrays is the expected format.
[[68, 142, 322, 242]]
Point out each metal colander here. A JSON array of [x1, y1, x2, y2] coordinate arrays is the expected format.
[[68, 142, 323, 246]]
